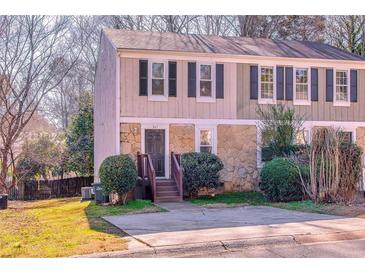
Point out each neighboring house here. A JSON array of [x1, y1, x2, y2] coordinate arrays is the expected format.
[[13, 112, 57, 157], [0, 111, 57, 163], [4, 112, 57, 186], [94, 29, 365, 201]]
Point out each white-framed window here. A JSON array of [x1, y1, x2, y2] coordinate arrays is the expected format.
[[334, 69, 350, 107], [340, 131, 354, 144], [148, 60, 168, 101], [294, 67, 311, 105], [258, 65, 276, 104], [195, 126, 217, 154], [295, 129, 310, 145], [197, 62, 216, 103]]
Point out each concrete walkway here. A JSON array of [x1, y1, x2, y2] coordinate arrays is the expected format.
[[103, 202, 365, 249]]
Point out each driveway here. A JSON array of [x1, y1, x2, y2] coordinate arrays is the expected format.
[[103, 202, 365, 249]]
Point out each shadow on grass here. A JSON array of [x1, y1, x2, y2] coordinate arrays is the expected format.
[[10, 198, 74, 210]]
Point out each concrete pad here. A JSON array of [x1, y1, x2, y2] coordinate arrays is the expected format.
[[103, 204, 365, 248]]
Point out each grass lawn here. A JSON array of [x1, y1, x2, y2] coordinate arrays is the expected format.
[[272, 200, 365, 218], [189, 191, 268, 206], [0, 197, 161, 258], [189, 192, 365, 218]]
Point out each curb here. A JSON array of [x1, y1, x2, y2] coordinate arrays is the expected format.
[[295, 229, 365, 244], [77, 229, 365, 257]]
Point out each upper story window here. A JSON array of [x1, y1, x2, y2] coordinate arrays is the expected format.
[[148, 60, 168, 101], [259, 66, 275, 104], [294, 68, 310, 105], [334, 69, 350, 106], [197, 63, 216, 102], [195, 126, 217, 154]]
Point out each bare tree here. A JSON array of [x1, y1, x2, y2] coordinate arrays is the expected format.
[[224, 15, 326, 41], [326, 15, 365, 55], [108, 15, 153, 31], [0, 16, 81, 194], [41, 16, 102, 130], [193, 16, 233, 36], [72, 16, 105, 86], [151, 16, 197, 33], [108, 15, 201, 34], [278, 16, 326, 41], [226, 16, 283, 38], [41, 62, 83, 130]]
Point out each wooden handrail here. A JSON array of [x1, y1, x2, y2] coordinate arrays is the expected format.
[[137, 152, 143, 178], [171, 152, 183, 201], [137, 152, 157, 202], [137, 152, 182, 202], [146, 154, 157, 202]]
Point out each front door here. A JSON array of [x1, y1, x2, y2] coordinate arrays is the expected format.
[[145, 129, 165, 177]]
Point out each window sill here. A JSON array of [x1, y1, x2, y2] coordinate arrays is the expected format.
[[333, 101, 351, 107], [196, 97, 216, 103], [293, 100, 311, 106], [258, 99, 276, 105], [147, 95, 168, 102]]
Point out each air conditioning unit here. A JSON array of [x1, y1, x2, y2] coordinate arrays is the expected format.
[[81, 187, 93, 200]]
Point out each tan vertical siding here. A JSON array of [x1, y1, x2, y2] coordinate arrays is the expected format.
[[120, 58, 237, 119], [237, 64, 365, 121], [94, 34, 118, 181]]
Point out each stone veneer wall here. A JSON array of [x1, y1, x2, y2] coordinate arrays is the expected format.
[[169, 124, 195, 154], [217, 124, 259, 191], [120, 122, 259, 192], [120, 123, 141, 160]]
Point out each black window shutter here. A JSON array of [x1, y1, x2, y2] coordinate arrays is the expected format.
[[188, 62, 196, 97], [311, 68, 318, 101], [250, 65, 258, 100], [168, 61, 177, 97], [285, 67, 293, 100], [276, 66, 284, 100], [216, 64, 224, 99], [139, 60, 148, 96], [350, 69, 358, 102], [326, 68, 334, 102]]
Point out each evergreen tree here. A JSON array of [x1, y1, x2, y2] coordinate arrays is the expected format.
[[66, 91, 94, 176]]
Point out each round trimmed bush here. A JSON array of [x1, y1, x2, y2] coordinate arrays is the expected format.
[[260, 158, 306, 202], [181, 152, 224, 197], [99, 154, 137, 204]]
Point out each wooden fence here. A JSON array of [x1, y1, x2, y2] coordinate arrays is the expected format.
[[8, 176, 93, 200]]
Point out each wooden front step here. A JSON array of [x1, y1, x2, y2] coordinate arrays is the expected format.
[[157, 185, 178, 191], [156, 190, 179, 196], [156, 179, 175, 186], [155, 196, 182, 203], [155, 178, 181, 202]]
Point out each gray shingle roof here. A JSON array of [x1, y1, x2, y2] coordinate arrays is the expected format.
[[103, 28, 365, 62]]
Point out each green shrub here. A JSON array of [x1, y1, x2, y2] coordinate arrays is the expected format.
[[260, 157, 306, 202], [257, 104, 304, 158], [181, 152, 224, 197], [99, 155, 137, 204]]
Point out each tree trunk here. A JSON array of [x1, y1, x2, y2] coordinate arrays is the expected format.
[[0, 151, 9, 194], [0, 183, 8, 194], [120, 193, 128, 205]]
